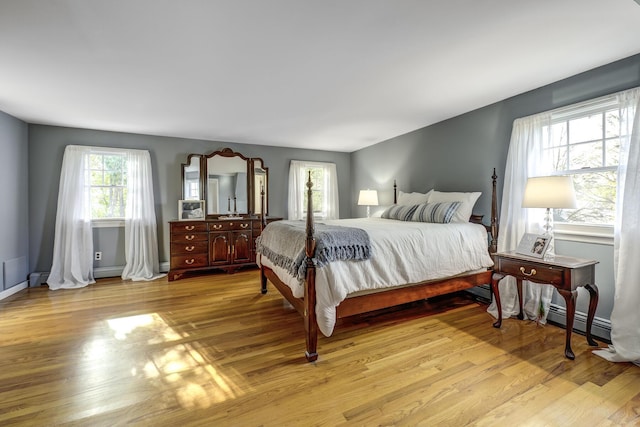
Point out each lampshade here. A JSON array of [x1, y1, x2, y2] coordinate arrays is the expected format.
[[522, 176, 577, 209], [357, 189, 379, 206]]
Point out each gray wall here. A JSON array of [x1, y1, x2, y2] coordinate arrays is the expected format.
[[0, 111, 29, 290], [351, 53, 640, 336], [28, 125, 351, 273]]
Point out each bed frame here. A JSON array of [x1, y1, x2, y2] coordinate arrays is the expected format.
[[259, 170, 499, 362]]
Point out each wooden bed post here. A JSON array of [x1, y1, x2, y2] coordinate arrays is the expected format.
[[304, 171, 319, 362], [260, 184, 268, 294], [489, 168, 499, 254], [393, 180, 397, 204]]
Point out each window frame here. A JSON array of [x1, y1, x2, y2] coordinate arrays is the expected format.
[[545, 98, 622, 245], [301, 163, 331, 220]]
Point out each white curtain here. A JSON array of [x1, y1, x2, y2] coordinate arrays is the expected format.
[[288, 160, 339, 220], [594, 88, 640, 364], [121, 150, 165, 281], [487, 113, 555, 322], [48, 145, 164, 289], [47, 145, 96, 290]]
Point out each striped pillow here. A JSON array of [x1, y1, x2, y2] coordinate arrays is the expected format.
[[381, 204, 418, 221], [410, 202, 461, 223]]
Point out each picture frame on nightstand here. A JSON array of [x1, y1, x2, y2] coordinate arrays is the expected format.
[[515, 233, 551, 259]]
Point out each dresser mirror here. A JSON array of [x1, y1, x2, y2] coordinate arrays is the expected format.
[[180, 148, 268, 217]]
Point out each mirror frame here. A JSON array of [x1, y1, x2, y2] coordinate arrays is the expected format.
[[181, 148, 268, 218], [181, 153, 204, 201], [251, 156, 269, 216]]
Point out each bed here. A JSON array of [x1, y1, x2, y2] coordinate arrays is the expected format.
[[257, 170, 498, 362]]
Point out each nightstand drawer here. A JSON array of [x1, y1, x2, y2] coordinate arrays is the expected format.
[[496, 257, 564, 285]]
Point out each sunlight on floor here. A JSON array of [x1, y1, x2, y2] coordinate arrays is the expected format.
[[106, 313, 249, 409]]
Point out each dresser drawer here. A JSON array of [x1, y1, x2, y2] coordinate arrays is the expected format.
[[209, 220, 252, 231], [171, 222, 208, 233], [170, 241, 209, 255], [497, 257, 564, 285], [171, 253, 209, 269], [171, 232, 208, 243]]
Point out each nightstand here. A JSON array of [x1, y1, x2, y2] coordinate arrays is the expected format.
[[491, 251, 599, 360]]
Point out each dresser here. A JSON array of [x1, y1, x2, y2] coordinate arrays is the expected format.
[[169, 217, 281, 281]]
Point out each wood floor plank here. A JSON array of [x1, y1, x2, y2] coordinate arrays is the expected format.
[[0, 270, 638, 426]]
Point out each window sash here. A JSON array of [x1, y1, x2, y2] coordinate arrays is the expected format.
[[86, 151, 128, 220]]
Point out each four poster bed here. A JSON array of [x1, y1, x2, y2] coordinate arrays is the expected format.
[[257, 170, 499, 362]]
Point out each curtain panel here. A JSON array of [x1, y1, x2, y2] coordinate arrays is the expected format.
[[594, 87, 640, 364], [121, 150, 164, 281], [47, 146, 96, 289]]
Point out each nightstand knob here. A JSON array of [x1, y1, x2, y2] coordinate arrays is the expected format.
[[520, 266, 536, 277]]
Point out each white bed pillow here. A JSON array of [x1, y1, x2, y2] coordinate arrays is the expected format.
[[427, 190, 481, 223], [397, 190, 433, 205]]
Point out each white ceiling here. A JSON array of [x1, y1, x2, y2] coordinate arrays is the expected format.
[[1, 1, 640, 153]]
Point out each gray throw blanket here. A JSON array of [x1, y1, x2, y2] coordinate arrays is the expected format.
[[256, 220, 371, 281]]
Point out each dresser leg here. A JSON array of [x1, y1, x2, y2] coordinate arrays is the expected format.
[[558, 289, 577, 360], [585, 283, 599, 346], [491, 273, 504, 328]]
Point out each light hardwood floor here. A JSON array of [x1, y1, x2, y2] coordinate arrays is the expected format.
[[0, 270, 638, 426]]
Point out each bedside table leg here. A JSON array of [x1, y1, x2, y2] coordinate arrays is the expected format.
[[491, 273, 504, 328], [585, 283, 599, 347], [516, 278, 524, 320], [558, 289, 577, 360]]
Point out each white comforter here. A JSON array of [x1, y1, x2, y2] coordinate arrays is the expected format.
[[258, 218, 494, 336]]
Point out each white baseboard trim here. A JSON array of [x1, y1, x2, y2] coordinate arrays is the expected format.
[[29, 262, 171, 288], [0, 280, 28, 300]]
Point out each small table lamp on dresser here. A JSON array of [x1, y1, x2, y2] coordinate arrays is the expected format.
[[522, 175, 577, 259], [358, 189, 378, 218]]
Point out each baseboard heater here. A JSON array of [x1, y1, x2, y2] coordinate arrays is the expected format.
[[467, 284, 612, 342]]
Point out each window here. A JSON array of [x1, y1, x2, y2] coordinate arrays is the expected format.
[[288, 160, 339, 220], [87, 152, 128, 220], [543, 98, 632, 239], [304, 165, 329, 217]]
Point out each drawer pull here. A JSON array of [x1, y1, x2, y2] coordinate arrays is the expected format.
[[212, 224, 223, 230], [185, 245, 195, 252], [185, 235, 195, 241], [185, 258, 195, 265], [184, 225, 195, 231], [240, 223, 249, 229], [520, 267, 537, 277]]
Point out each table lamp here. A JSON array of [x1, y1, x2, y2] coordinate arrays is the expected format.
[[358, 189, 379, 218], [522, 175, 577, 258]]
